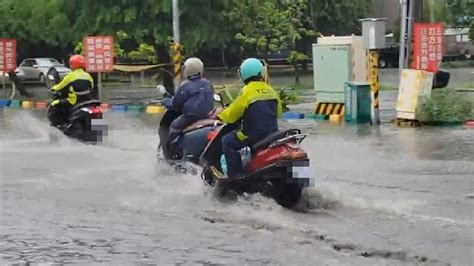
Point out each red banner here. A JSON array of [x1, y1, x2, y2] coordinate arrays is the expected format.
[[412, 23, 444, 73], [83, 36, 114, 73], [0, 39, 17, 72]]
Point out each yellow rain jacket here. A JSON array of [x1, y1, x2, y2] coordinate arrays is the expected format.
[[218, 81, 282, 141], [51, 68, 94, 106]]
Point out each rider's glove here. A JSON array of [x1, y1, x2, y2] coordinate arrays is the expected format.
[[162, 97, 173, 109]]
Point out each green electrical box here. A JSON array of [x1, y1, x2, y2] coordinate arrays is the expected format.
[[312, 44, 352, 103], [344, 82, 372, 123]]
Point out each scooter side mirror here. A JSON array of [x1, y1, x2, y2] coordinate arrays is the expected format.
[[157, 84, 167, 96], [213, 93, 222, 102]]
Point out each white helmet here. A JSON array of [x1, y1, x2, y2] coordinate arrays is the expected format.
[[182, 57, 204, 78]]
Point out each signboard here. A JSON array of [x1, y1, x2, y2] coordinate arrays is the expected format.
[[83, 36, 114, 72], [412, 23, 444, 73], [396, 69, 434, 120], [0, 39, 17, 72]]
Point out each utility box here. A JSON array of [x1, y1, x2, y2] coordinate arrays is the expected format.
[[317, 36, 369, 83], [360, 18, 387, 49], [344, 82, 372, 123], [312, 44, 351, 103]]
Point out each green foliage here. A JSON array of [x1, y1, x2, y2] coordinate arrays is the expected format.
[[423, 0, 473, 27], [287, 51, 310, 65], [470, 21, 474, 44], [446, 0, 473, 28], [277, 88, 299, 112], [227, 0, 300, 55], [0, 0, 72, 45], [1, 0, 370, 68], [287, 51, 310, 84], [423, 0, 450, 23], [227, 0, 317, 83], [218, 86, 298, 113], [308, 0, 372, 36], [128, 44, 157, 63], [417, 89, 474, 123]]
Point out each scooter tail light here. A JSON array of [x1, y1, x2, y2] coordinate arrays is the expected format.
[[91, 107, 102, 114], [281, 149, 307, 160]]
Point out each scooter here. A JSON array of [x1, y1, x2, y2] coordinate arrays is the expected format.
[[156, 85, 223, 173], [157, 85, 311, 208], [46, 68, 104, 143]]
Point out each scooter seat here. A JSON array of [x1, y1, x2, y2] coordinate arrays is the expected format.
[[251, 129, 301, 151], [70, 100, 101, 112], [251, 131, 287, 151], [183, 119, 222, 133]]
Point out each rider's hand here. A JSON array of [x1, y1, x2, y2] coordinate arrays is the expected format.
[[208, 107, 223, 119], [162, 97, 173, 109], [215, 107, 223, 114]]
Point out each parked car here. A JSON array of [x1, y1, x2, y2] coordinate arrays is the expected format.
[[15, 58, 70, 83], [378, 45, 400, 68]]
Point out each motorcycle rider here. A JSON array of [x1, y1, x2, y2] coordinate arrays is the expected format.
[[48, 55, 94, 126], [166, 57, 214, 158], [215, 58, 282, 180]]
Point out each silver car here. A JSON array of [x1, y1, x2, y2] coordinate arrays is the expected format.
[[15, 58, 71, 83]]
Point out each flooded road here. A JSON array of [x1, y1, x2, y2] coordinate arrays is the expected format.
[[1, 107, 473, 265]]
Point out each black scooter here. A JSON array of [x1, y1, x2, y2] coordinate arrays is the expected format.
[[156, 85, 222, 172], [46, 68, 105, 143]]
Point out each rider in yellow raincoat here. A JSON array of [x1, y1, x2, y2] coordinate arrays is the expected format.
[[48, 55, 94, 126], [217, 58, 283, 179]]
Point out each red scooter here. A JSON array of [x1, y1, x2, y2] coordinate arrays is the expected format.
[[199, 94, 311, 208]]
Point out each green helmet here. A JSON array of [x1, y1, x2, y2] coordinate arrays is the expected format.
[[238, 58, 264, 83]]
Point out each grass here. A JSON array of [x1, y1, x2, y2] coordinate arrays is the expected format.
[[417, 89, 474, 123], [440, 60, 474, 69], [380, 84, 398, 91], [449, 82, 474, 90]]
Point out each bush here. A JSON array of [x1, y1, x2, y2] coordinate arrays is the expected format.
[[217, 86, 299, 112], [417, 89, 474, 123]]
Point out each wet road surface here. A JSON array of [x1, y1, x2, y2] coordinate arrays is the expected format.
[[1, 106, 473, 265]]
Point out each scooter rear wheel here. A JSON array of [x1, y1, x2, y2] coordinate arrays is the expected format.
[[273, 182, 302, 208], [67, 123, 84, 141]]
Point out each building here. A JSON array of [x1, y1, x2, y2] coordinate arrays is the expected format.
[[372, 0, 424, 33], [373, 0, 400, 32]]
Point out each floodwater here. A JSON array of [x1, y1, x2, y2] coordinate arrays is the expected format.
[[1, 103, 473, 265]]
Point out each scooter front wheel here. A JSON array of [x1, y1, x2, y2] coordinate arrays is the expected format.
[[201, 167, 215, 186]]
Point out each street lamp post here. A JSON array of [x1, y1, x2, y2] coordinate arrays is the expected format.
[[172, 0, 182, 91]]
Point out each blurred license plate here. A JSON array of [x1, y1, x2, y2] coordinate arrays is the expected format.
[[91, 119, 108, 131], [290, 160, 311, 178]]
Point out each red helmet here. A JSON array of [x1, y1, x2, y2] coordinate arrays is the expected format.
[[69, 55, 86, 70]]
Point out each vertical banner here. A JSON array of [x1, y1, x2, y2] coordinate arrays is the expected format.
[[412, 23, 444, 73], [83, 36, 114, 73], [0, 39, 17, 72]]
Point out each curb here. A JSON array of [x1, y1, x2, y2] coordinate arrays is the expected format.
[[0, 98, 168, 115], [0, 101, 350, 123], [0, 99, 10, 107]]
